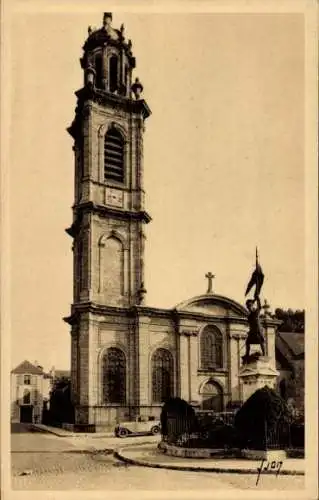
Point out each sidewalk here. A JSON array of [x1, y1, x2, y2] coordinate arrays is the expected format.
[[31, 423, 113, 438], [115, 443, 305, 475]]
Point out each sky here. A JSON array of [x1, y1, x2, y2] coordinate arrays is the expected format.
[[9, 9, 306, 371]]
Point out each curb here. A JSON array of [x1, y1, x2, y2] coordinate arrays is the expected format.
[[114, 449, 305, 476], [31, 425, 113, 438]]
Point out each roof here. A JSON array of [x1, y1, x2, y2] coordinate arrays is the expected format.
[[11, 360, 44, 375], [277, 332, 304, 357], [175, 293, 248, 316]]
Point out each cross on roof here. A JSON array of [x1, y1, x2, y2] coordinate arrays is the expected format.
[[205, 272, 215, 294]]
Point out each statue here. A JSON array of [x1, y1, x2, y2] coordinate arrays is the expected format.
[[243, 248, 266, 363], [244, 296, 265, 360]]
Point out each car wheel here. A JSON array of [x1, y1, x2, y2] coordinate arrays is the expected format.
[[118, 428, 128, 438], [150, 425, 160, 435]]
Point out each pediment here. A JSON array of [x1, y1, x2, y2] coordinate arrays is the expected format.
[[175, 294, 247, 319]]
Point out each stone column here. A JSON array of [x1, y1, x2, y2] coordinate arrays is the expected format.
[[179, 334, 189, 401], [179, 328, 199, 404], [136, 313, 151, 409]]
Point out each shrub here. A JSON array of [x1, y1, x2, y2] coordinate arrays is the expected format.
[[160, 398, 198, 443], [234, 386, 290, 450], [48, 379, 74, 426]]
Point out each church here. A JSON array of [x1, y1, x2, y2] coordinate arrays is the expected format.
[[64, 13, 279, 430]]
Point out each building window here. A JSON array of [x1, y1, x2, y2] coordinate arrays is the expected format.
[[201, 380, 223, 411], [102, 347, 126, 404], [152, 348, 174, 403], [109, 55, 118, 92], [200, 326, 223, 370], [104, 128, 124, 183], [95, 53, 103, 89], [23, 390, 31, 405], [24, 375, 31, 385]]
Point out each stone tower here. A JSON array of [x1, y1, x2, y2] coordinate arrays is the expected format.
[[65, 13, 151, 428]]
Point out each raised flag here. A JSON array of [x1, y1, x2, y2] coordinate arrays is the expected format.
[[245, 248, 264, 298]]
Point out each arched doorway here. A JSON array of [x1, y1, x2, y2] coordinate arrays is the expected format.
[[200, 380, 223, 411]]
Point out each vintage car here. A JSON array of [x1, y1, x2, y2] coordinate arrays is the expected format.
[[114, 415, 161, 437]]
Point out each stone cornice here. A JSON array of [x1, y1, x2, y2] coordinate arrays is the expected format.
[[65, 202, 151, 238], [197, 368, 228, 375], [67, 87, 151, 140], [179, 329, 199, 337], [64, 301, 253, 325], [64, 302, 174, 324], [229, 332, 247, 340], [81, 201, 151, 223], [172, 308, 248, 324]]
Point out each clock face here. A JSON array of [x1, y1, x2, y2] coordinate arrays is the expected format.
[[105, 187, 123, 208]]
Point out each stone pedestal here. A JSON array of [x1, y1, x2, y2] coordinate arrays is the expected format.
[[239, 356, 280, 403]]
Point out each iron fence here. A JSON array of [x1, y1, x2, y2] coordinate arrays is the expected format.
[[164, 413, 304, 451]]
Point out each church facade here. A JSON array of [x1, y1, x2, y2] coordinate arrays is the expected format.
[[64, 13, 279, 430]]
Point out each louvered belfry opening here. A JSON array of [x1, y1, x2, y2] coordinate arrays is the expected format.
[[104, 128, 124, 183]]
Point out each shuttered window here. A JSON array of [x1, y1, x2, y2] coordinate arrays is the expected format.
[[104, 128, 124, 183]]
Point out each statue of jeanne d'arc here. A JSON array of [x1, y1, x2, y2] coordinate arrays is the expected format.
[[244, 249, 266, 361]]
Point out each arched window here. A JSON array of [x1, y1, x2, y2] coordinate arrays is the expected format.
[[23, 390, 31, 405], [109, 55, 118, 92], [104, 128, 124, 183], [102, 347, 126, 404], [152, 348, 174, 403], [95, 53, 103, 89], [200, 326, 223, 370], [201, 380, 223, 411]]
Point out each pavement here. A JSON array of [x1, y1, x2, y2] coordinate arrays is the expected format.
[[31, 424, 305, 476], [115, 443, 305, 475], [10, 424, 306, 491]]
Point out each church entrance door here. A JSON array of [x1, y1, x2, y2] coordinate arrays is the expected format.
[[201, 381, 223, 412]]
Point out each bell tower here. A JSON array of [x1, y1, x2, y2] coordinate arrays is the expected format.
[[65, 13, 151, 427], [67, 12, 151, 309]]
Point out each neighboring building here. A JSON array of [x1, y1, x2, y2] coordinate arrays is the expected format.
[[11, 360, 51, 423], [11, 361, 71, 423], [276, 331, 304, 411], [64, 13, 280, 430]]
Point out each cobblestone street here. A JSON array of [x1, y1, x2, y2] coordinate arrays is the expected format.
[[11, 424, 305, 491]]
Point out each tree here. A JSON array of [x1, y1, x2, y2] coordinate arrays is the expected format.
[[48, 377, 74, 426], [274, 308, 304, 333]]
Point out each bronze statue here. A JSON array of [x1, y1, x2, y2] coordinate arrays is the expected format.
[[245, 296, 265, 359], [243, 248, 266, 362]]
